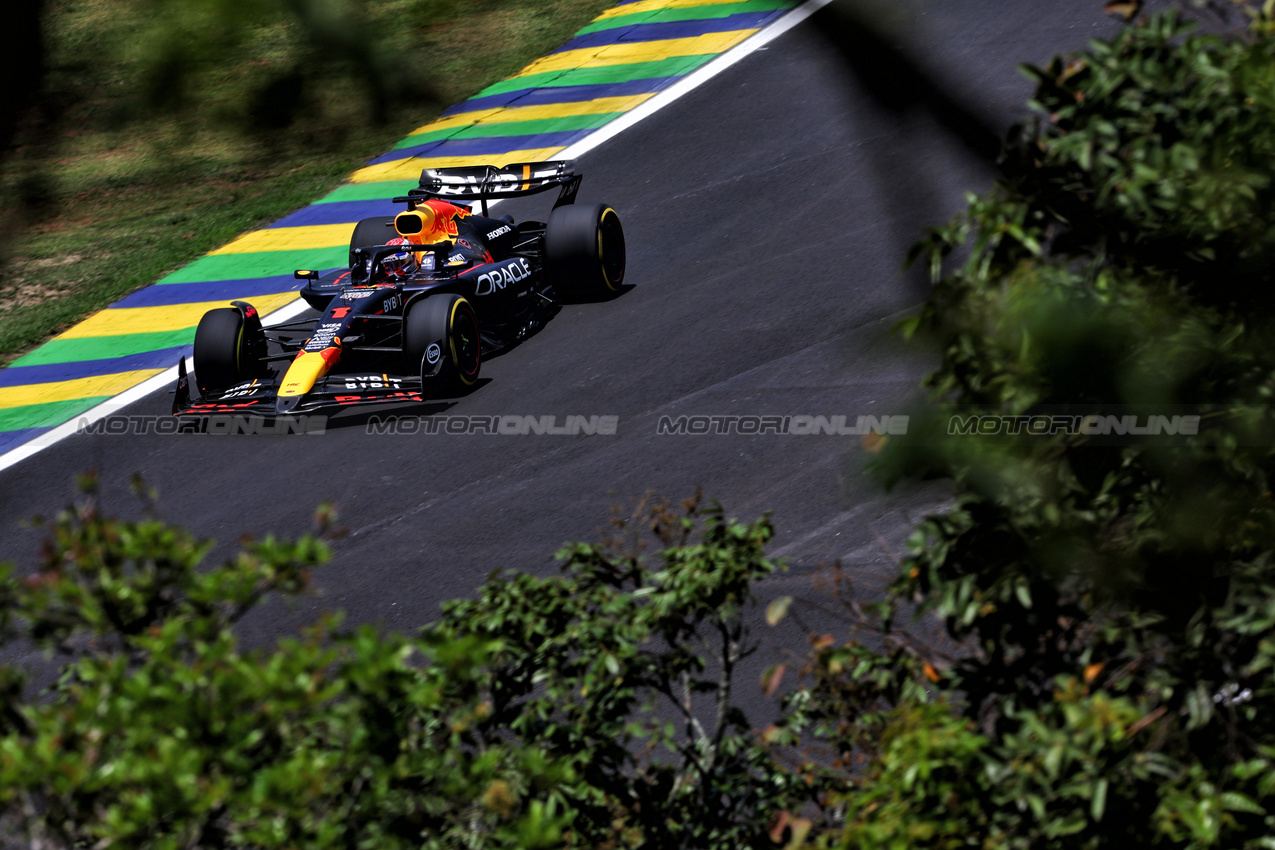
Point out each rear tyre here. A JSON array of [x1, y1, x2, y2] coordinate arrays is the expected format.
[[194, 308, 259, 394], [543, 203, 625, 298], [349, 217, 396, 266], [404, 294, 481, 392]]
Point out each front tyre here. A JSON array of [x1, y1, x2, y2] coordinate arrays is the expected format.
[[193, 307, 260, 394], [544, 203, 626, 298], [404, 294, 481, 392]]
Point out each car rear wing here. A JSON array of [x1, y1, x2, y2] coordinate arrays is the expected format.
[[394, 160, 582, 216]]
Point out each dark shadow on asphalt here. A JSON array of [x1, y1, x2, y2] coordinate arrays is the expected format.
[[557, 282, 638, 305], [320, 400, 458, 432]]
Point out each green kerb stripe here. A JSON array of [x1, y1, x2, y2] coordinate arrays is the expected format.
[[11, 330, 198, 367], [578, 0, 794, 34], [318, 180, 419, 204], [394, 113, 625, 149], [160, 247, 348, 284], [477, 56, 715, 98], [0, 397, 114, 431]]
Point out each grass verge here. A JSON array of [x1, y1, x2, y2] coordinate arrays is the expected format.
[[0, 0, 618, 367]]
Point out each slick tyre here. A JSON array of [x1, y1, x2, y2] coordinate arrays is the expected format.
[[404, 294, 481, 392], [349, 216, 396, 266], [194, 307, 258, 395], [543, 203, 625, 299]]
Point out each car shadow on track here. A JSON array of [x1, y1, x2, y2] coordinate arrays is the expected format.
[[557, 283, 636, 306], [317, 399, 461, 433]]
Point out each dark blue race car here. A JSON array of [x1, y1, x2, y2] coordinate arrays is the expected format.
[[173, 160, 625, 416]]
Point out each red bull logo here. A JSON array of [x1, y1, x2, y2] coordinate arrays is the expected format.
[[396, 200, 469, 245]]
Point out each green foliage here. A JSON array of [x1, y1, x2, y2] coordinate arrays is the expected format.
[[807, 7, 1275, 849], [422, 493, 816, 849], [0, 480, 573, 848], [0, 484, 816, 848]]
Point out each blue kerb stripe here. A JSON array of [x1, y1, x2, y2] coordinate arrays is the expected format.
[[111, 276, 312, 309], [0, 427, 53, 453], [268, 199, 402, 229], [368, 131, 592, 165], [556, 13, 779, 52], [0, 347, 193, 388], [439, 78, 680, 117]]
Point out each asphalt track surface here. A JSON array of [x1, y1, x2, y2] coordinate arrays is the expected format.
[[0, 0, 1142, 713]]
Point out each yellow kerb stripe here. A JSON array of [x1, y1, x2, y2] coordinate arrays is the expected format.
[[212, 223, 352, 255], [412, 109, 505, 134], [412, 94, 656, 131], [516, 31, 757, 76], [0, 369, 166, 410], [349, 148, 567, 184], [596, 0, 751, 19], [59, 293, 301, 339]]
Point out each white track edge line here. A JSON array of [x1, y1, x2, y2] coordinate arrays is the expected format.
[[0, 0, 831, 475], [556, 0, 835, 160], [0, 303, 317, 473]]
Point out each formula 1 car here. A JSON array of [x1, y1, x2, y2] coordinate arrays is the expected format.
[[172, 160, 625, 416]]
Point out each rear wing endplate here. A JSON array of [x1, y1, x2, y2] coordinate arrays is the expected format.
[[394, 160, 581, 216]]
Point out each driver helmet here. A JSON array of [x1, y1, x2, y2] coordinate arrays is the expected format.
[[382, 237, 417, 278]]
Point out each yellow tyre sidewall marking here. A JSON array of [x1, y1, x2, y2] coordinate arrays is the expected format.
[[450, 298, 479, 386]]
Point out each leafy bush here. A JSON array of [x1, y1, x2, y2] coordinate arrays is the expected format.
[[800, 8, 1275, 848], [0, 485, 813, 849]]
